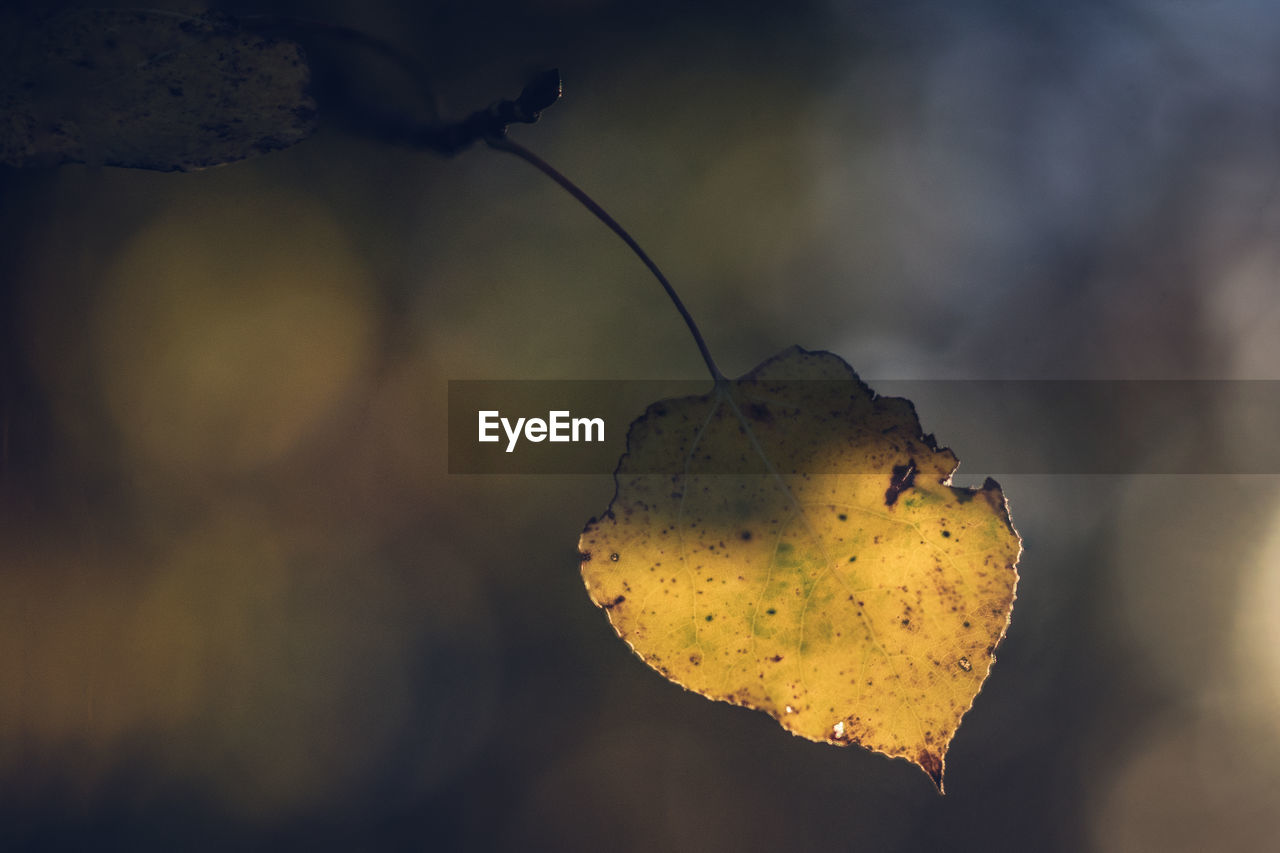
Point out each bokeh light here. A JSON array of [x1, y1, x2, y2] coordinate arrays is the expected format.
[[92, 188, 376, 483]]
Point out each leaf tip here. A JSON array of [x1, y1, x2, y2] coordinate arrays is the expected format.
[[917, 749, 945, 794]]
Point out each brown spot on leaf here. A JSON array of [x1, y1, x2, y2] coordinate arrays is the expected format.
[[884, 459, 917, 506]]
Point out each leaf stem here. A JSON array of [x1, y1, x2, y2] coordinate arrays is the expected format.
[[485, 134, 725, 384]]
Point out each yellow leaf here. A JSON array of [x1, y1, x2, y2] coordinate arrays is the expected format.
[[579, 346, 1020, 791]]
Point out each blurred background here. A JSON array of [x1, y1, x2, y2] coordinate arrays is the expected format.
[[3, 0, 1280, 849]]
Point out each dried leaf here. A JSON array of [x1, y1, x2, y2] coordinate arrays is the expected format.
[[1, 9, 316, 171], [579, 346, 1020, 790]]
